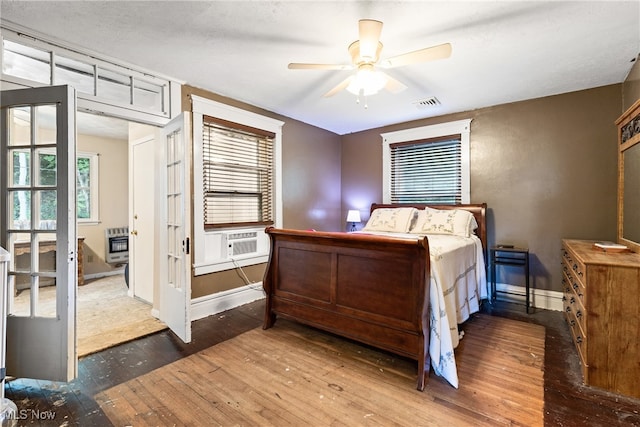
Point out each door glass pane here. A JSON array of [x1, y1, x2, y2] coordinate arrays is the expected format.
[[35, 105, 57, 146], [4, 101, 61, 319], [35, 190, 57, 229], [9, 150, 31, 187], [55, 55, 95, 95], [38, 151, 57, 186], [8, 107, 31, 146], [10, 233, 57, 318], [2, 39, 51, 84], [9, 190, 31, 230], [166, 130, 182, 290]]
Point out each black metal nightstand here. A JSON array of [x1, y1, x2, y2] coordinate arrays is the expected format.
[[490, 245, 530, 313]]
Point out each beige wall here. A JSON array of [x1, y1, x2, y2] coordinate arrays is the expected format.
[[341, 84, 621, 293], [181, 85, 342, 298], [78, 134, 128, 276]]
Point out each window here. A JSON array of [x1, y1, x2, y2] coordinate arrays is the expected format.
[[76, 152, 99, 222], [10, 150, 99, 227], [382, 119, 471, 204], [191, 95, 283, 275], [202, 116, 274, 228]]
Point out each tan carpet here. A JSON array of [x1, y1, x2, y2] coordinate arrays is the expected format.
[[13, 275, 167, 357], [76, 275, 167, 357], [95, 314, 544, 426]]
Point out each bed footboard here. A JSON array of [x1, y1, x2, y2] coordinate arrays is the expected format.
[[262, 227, 432, 390]]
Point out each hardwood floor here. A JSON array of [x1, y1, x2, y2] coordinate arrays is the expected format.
[[4, 299, 640, 426]]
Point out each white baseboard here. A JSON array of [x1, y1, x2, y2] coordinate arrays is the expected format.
[[493, 282, 563, 311], [191, 282, 265, 321], [83, 269, 125, 281]]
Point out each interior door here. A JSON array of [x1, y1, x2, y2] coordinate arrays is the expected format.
[[159, 113, 192, 342], [130, 135, 156, 303], [0, 85, 77, 382]]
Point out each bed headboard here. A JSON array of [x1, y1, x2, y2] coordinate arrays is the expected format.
[[369, 203, 488, 260]]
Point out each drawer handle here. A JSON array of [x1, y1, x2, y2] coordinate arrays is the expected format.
[[573, 283, 579, 290], [570, 296, 576, 304], [576, 310, 582, 318], [576, 336, 583, 344], [566, 306, 572, 313]]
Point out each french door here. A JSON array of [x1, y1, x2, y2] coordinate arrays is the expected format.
[[159, 113, 192, 343], [0, 85, 77, 382]]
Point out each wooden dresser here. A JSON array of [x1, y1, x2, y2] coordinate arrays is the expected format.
[[561, 239, 640, 398]]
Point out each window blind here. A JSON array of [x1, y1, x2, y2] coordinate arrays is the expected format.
[[202, 115, 275, 228], [390, 134, 462, 204]]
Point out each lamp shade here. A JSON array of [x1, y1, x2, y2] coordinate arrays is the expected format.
[[346, 210, 361, 223], [345, 67, 388, 96]]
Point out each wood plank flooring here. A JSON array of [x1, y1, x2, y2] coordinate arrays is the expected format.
[[4, 299, 640, 426], [95, 314, 544, 426]]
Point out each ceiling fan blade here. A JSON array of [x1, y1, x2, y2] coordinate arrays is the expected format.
[[383, 73, 408, 94], [358, 19, 383, 61], [323, 76, 354, 97], [288, 63, 352, 70], [379, 43, 452, 68]]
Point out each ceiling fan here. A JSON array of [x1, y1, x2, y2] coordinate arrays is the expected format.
[[288, 19, 452, 102]]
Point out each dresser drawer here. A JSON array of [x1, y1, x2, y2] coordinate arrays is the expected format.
[[562, 273, 586, 330], [562, 256, 587, 307], [565, 308, 589, 380]]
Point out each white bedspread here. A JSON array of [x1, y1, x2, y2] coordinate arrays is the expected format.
[[355, 231, 488, 388]]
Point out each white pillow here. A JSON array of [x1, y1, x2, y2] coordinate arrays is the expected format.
[[410, 208, 477, 237], [362, 207, 418, 233]]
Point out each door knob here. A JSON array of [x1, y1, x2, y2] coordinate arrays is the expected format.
[[131, 230, 138, 236]]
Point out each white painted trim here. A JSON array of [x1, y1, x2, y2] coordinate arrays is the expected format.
[[83, 269, 125, 281], [493, 282, 563, 312], [190, 283, 265, 321], [381, 118, 472, 204], [190, 95, 284, 275]]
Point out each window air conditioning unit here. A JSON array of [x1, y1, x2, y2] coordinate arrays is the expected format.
[[223, 231, 259, 258]]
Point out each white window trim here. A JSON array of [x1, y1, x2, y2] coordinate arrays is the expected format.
[[191, 95, 283, 275], [381, 119, 472, 204]]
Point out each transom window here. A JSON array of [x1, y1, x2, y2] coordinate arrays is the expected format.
[[382, 119, 471, 204], [1, 26, 177, 121]]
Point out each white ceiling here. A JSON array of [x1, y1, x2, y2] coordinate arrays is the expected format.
[[1, 1, 639, 136]]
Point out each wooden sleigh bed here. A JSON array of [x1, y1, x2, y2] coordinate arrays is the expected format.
[[262, 203, 488, 390]]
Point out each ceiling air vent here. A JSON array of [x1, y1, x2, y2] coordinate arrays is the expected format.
[[413, 96, 441, 109]]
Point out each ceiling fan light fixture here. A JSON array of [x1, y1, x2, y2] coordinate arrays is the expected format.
[[346, 66, 388, 96]]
